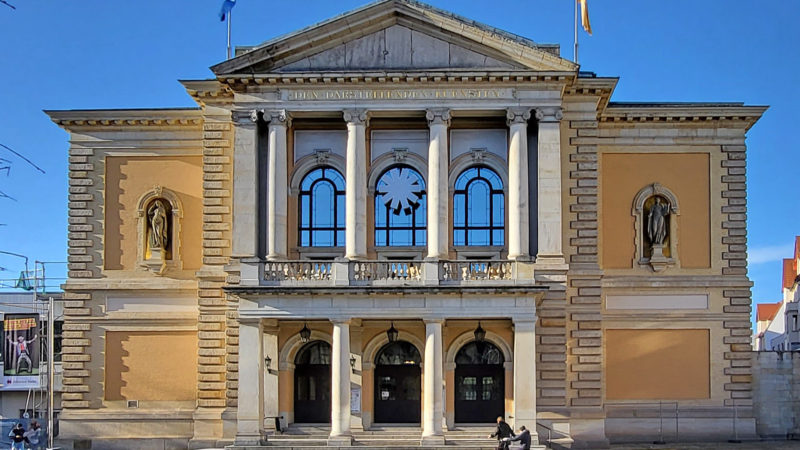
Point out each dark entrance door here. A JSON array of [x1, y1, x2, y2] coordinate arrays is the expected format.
[[454, 341, 505, 423], [373, 341, 421, 423], [294, 340, 331, 423]]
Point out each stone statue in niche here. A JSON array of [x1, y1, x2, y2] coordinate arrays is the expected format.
[[647, 197, 669, 246], [147, 199, 170, 251], [645, 195, 670, 269]]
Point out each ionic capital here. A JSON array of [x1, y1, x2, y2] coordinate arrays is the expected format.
[[425, 108, 451, 127], [231, 109, 260, 125], [343, 109, 369, 126], [266, 109, 291, 127], [535, 106, 563, 123], [506, 107, 531, 126]]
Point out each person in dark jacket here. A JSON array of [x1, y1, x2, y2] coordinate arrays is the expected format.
[[489, 416, 515, 450], [509, 425, 532, 450]]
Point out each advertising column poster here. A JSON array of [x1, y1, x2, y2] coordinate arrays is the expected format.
[[2, 314, 41, 390]]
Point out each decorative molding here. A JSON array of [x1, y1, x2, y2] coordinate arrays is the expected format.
[[277, 329, 332, 371], [444, 330, 513, 365], [218, 72, 573, 88], [342, 109, 369, 126], [425, 108, 451, 127], [470, 148, 487, 163], [535, 106, 563, 123], [392, 148, 408, 163], [506, 107, 531, 126]]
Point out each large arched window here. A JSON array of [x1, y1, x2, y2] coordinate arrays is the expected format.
[[453, 166, 504, 246], [299, 167, 345, 247], [375, 166, 427, 247]]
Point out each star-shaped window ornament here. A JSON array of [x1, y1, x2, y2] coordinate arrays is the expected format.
[[378, 168, 425, 215]]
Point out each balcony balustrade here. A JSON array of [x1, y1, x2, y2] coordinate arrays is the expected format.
[[240, 258, 535, 287]]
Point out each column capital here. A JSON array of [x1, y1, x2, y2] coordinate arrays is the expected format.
[[423, 318, 445, 325], [512, 318, 537, 331], [330, 317, 352, 325], [343, 108, 369, 126], [266, 109, 291, 127], [426, 108, 451, 126], [232, 109, 260, 125], [506, 107, 531, 126], [535, 106, 563, 123]]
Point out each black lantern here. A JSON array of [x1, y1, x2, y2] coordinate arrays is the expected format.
[[299, 323, 311, 343], [350, 355, 357, 372], [474, 321, 486, 342], [387, 322, 399, 343]]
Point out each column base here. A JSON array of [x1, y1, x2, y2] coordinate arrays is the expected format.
[[327, 434, 353, 446], [420, 434, 446, 446]]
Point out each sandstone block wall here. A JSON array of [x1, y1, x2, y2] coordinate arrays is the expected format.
[[752, 351, 800, 439]]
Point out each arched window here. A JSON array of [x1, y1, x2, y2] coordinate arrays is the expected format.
[[299, 167, 345, 247], [375, 166, 427, 247], [453, 166, 504, 246]]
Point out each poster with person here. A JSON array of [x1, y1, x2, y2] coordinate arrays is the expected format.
[[2, 314, 40, 390]]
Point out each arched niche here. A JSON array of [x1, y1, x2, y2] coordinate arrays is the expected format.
[[631, 183, 680, 272], [136, 186, 183, 275], [278, 329, 333, 371]]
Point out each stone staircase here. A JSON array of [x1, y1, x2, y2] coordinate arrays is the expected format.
[[227, 424, 521, 449]]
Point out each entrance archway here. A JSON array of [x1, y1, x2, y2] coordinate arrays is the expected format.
[[374, 341, 421, 424], [454, 341, 505, 423], [294, 340, 331, 423]]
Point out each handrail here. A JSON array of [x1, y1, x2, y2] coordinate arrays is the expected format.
[[535, 421, 555, 449]]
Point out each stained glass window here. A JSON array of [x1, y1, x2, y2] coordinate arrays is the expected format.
[[375, 166, 427, 246]]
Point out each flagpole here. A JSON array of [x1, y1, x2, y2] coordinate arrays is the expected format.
[[227, 10, 232, 59], [574, 0, 579, 63]]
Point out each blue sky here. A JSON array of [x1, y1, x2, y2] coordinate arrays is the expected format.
[[0, 0, 797, 315]]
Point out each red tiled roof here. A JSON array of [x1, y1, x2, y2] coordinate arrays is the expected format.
[[795, 236, 800, 261], [783, 258, 797, 290], [757, 302, 781, 322]]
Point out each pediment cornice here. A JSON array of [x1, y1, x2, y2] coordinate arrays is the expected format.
[[211, 0, 577, 76]]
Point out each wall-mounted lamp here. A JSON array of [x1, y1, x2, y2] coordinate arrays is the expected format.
[[299, 323, 311, 343], [386, 322, 399, 343], [350, 355, 357, 373], [474, 321, 486, 342], [265, 355, 272, 370]]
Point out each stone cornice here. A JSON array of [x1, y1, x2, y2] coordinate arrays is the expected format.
[[600, 104, 768, 130], [181, 79, 234, 107], [215, 70, 575, 90], [46, 109, 203, 130]]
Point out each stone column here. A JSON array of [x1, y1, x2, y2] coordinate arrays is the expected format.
[[231, 109, 259, 259], [267, 110, 289, 260], [535, 107, 564, 263], [426, 109, 450, 259], [263, 323, 280, 430], [507, 108, 531, 260], [422, 319, 444, 444], [513, 318, 538, 442], [235, 319, 265, 445], [343, 109, 369, 260], [330, 319, 353, 445]]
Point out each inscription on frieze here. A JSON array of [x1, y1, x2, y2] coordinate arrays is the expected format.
[[283, 88, 514, 101]]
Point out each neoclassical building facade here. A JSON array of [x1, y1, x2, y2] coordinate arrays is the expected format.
[[47, 1, 766, 448]]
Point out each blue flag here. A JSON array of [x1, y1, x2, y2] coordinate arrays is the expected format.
[[219, 0, 236, 22]]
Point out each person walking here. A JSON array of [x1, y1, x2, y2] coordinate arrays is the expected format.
[[489, 416, 515, 450], [509, 425, 532, 450], [24, 420, 42, 450], [8, 422, 26, 450]]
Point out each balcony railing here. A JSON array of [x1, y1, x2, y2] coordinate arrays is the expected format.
[[242, 259, 533, 287]]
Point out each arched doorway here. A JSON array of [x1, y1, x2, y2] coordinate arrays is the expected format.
[[374, 341, 421, 424], [455, 341, 505, 423], [294, 340, 331, 423]]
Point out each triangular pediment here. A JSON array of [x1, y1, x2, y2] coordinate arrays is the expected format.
[[211, 0, 576, 75]]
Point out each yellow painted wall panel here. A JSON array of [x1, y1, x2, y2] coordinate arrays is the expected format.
[[105, 156, 203, 271], [105, 331, 198, 401], [600, 153, 710, 269], [606, 329, 710, 400]]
